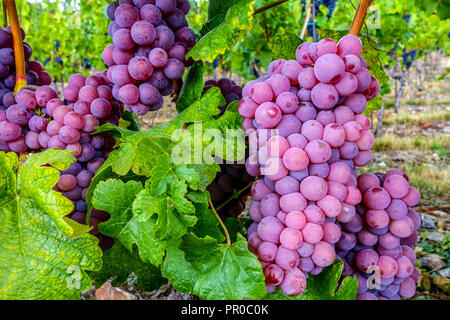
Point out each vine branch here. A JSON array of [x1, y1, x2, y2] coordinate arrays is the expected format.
[[5, 0, 26, 92], [349, 0, 373, 36], [253, 0, 290, 15]]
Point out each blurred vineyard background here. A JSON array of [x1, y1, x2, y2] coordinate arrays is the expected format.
[[5, 0, 449, 299]]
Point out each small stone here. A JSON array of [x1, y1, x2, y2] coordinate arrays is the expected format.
[[421, 214, 436, 228], [439, 267, 450, 278], [425, 231, 445, 242], [95, 280, 137, 300], [418, 254, 446, 271]]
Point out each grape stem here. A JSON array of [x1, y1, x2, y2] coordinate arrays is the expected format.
[[348, 0, 373, 36], [215, 178, 256, 212], [253, 0, 290, 15], [209, 198, 231, 246], [5, 0, 26, 92]]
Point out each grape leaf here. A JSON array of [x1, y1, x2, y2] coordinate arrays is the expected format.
[[265, 260, 358, 300], [0, 150, 102, 300], [163, 233, 266, 300], [187, 0, 257, 63], [90, 241, 166, 292], [92, 179, 167, 267], [176, 61, 205, 113], [269, 32, 303, 60]]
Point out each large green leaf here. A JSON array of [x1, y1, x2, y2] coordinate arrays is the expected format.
[[176, 61, 205, 113], [90, 241, 166, 292], [187, 0, 257, 63], [0, 150, 102, 300], [265, 260, 358, 300], [163, 233, 266, 300]]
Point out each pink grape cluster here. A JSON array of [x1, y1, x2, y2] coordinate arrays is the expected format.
[[0, 28, 53, 152], [103, 0, 195, 115], [338, 170, 421, 300], [0, 26, 51, 111], [240, 35, 380, 296]]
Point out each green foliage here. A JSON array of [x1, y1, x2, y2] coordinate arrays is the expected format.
[[0, 150, 102, 300], [268, 32, 303, 60], [265, 260, 358, 300], [187, 0, 257, 63]]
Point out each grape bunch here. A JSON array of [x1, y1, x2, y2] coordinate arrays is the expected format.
[[240, 35, 380, 296], [337, 170, 421, 300], [204, 78, 252, 220], [103, 0, 195, 115], [0, 29, 53, 152], [0, 26, 52, 111]]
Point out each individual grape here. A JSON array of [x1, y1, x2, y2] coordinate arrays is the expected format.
[[279, 192, 307, 213], [63, 111, 84, 130], [275, 176, 300, 196], [344, 93, 367, 114], [322, 222, 341, 244], [343, 54, 361, 73], [258, 241, 278, 262], [90, 98, 112, 119], [301, 222, 324, 244], [323, 123, 345, 147], [279, 268, 306, 296], [314, 54, 345, 84], [112, 47, 134, 65], [355, 248, 378, 272], [35, 86, 57, 107], [164, 58, 185, 79], [275, 91, 299, 114], [364, 187, 391, 210], [174, 26, 195, 48], [57, 174, 77, 192], [264, 264, 284, 285], [281, 60, 303, 84], [115, 4, 140, 28], [140, 4, 162, 25], [317, 195, 342, 218], [128, 56, 153, 80], [6, 105, 30, 126], [275, 246, 300, 271], [59, 126, 80, 145], [113, 29, 135, 51], [311, 83, 339, 110], [389, 217, 414, 238], [267, 74, 291, 97], [251, 82, 274, 104], [257, 216, 284, 243], [282, 147, 309, 171], [304, 140, 331, 164], [254, 102, 282, 129], [131, 20, 156, 46], [279, 228, 303, 250], [15, 89, 37, 110], [337, 35, 362, 57], [311, 241, 336, 267], [153, 25, 175, 50], [300, 176, 327, 201]]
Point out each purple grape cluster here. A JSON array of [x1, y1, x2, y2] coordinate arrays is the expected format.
[[240, 35, 380, 296], [0, 26, 52, 111], [103, 0, 195, 115], [338, 170, 421, 300], [203, 78, 253, 220], [0, 29, 53, 152]]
